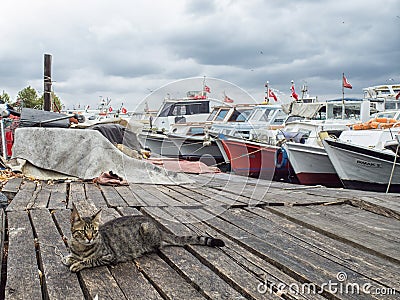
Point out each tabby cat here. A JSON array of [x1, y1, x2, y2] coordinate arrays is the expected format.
[[63, 204, 225, 272]]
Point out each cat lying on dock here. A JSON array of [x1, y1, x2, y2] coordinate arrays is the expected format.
[[63, 204, 225, 272]]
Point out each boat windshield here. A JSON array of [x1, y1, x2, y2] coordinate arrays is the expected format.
[[207, 108, 219, 121], [215, 109, 230, 121], [270, 110, 287, 125], [228, 108, 252, 122], [158, 101, 210, 117], [250, 108, 278, 122], [325, 102, 361, 120]]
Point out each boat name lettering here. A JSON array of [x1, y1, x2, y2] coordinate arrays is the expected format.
[[355, 159, 382, 168]]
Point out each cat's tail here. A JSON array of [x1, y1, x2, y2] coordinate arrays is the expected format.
[[162, 232, 225, 247]]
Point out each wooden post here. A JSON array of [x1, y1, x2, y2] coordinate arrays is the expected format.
[[43, 54, 52, 111]]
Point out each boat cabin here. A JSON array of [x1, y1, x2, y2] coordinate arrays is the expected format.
[[169, 104, 255, 137], [152, 91, 211, 131], [210, 104, 287, 140]]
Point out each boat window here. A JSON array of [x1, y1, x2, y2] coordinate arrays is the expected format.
[[228, 109, 252, 122], [188, 127, 205, 135], [251, 108, 275, 122], [270, 110, 287, 125], [375, 112, 396, 119], [158, 101, 210, 117], [172, 105, 187, 116], [187, 101, 210, 114], [207, 108, 219, 121], [385, 101, 399, 110], [326, 103, 361, 120], [215, 109, 229, 121]]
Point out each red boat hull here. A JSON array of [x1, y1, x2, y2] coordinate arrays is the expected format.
[[296, 172, 342, 187], [221, 138, 296, 182]]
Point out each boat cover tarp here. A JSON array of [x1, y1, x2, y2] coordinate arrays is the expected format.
[[12, 127, 192, 184], [282, 102, 325, 118], [89, 123, 142, 151], [19, 108, 71, 128]]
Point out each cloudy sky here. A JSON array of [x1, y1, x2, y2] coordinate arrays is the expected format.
[[0, 0, 399, 111]]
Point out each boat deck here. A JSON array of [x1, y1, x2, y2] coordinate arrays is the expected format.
[[1, 173, 399, 299]]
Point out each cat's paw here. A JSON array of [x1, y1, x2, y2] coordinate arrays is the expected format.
[[62, 255, 74, 266], [70, 262, 85, 272]]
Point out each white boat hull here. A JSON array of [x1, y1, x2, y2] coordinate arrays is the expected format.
[[167, 134, 226, 166], [323, 138, 400, 192], [283, 142, 342, 187], [137, 131, 180, 158]]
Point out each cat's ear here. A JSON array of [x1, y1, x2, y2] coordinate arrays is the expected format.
[[70, 203, 81, 224], [92, 209, 102, 226]]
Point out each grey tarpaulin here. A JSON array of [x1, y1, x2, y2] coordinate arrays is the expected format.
[[12, 127, 193, 184], [281, 102, 325, 118]]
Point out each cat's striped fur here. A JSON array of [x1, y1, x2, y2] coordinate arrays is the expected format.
[[63, 204, 224, 272]]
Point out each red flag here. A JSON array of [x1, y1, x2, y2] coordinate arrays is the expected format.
[[204, 85, 210, 93], [121, 107, 127, 114], [343, 75, 352, 89], [268, 89, 278, 101], [396, 91, 400, 100], [224, 95, 234, 103], [108, 106, 113, 112], [291, 84, 299, 100]]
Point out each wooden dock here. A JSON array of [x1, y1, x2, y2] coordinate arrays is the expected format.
[[0, 173, 399, 299]]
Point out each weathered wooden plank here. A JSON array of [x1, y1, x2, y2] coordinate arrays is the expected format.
[[156, 185, 202, 206], [30, 183, 51, 209], [47, 182, 67, 210], [350, 197, 400, 220], [115, 185, 146, 206], [184, 214, 326, 300], [30, 209, 84, 299], [79, 266, 127, 300], [136, 254, 206, 300], [160, 246, 244, 299], [85, 183, 108, 208], [68, 182, 97, 214], [187, 207, 377, 300], [117, 206, 142, 216], [270, 205, 400, 264], [52, 209, 71, 242], [109, 262, 163, 300], [311, 205, 400, 241], [247, 206, 400, 291], [167, 185, 229, 207], [142, 185, 190, 207], [141, 207, 190, 235], [184, 185, 246, 207], [153, 206, 281, 300], [6, 180, 37, 211], [6, 210, 42, 299], [130, 184, 167, 207], [99, 185, 128, 208], [1, 177, 23, 200]]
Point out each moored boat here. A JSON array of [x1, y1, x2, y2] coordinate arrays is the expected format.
[[323, 128, 400, 192], [219, 136, 293, 182]]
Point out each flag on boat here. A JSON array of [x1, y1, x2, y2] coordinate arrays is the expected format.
[[224, 94, 234, 103], [108, 106, 113, 112], [268, 89, 278, 101], [396, 91, 400, 100], [291, 84, 299, 100], [121, 107, 127, 114], [204, 85, 211, 93], [342, 74, 352, 89]]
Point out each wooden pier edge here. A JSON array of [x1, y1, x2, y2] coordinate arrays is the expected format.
[[0, 174, 399, 299]]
